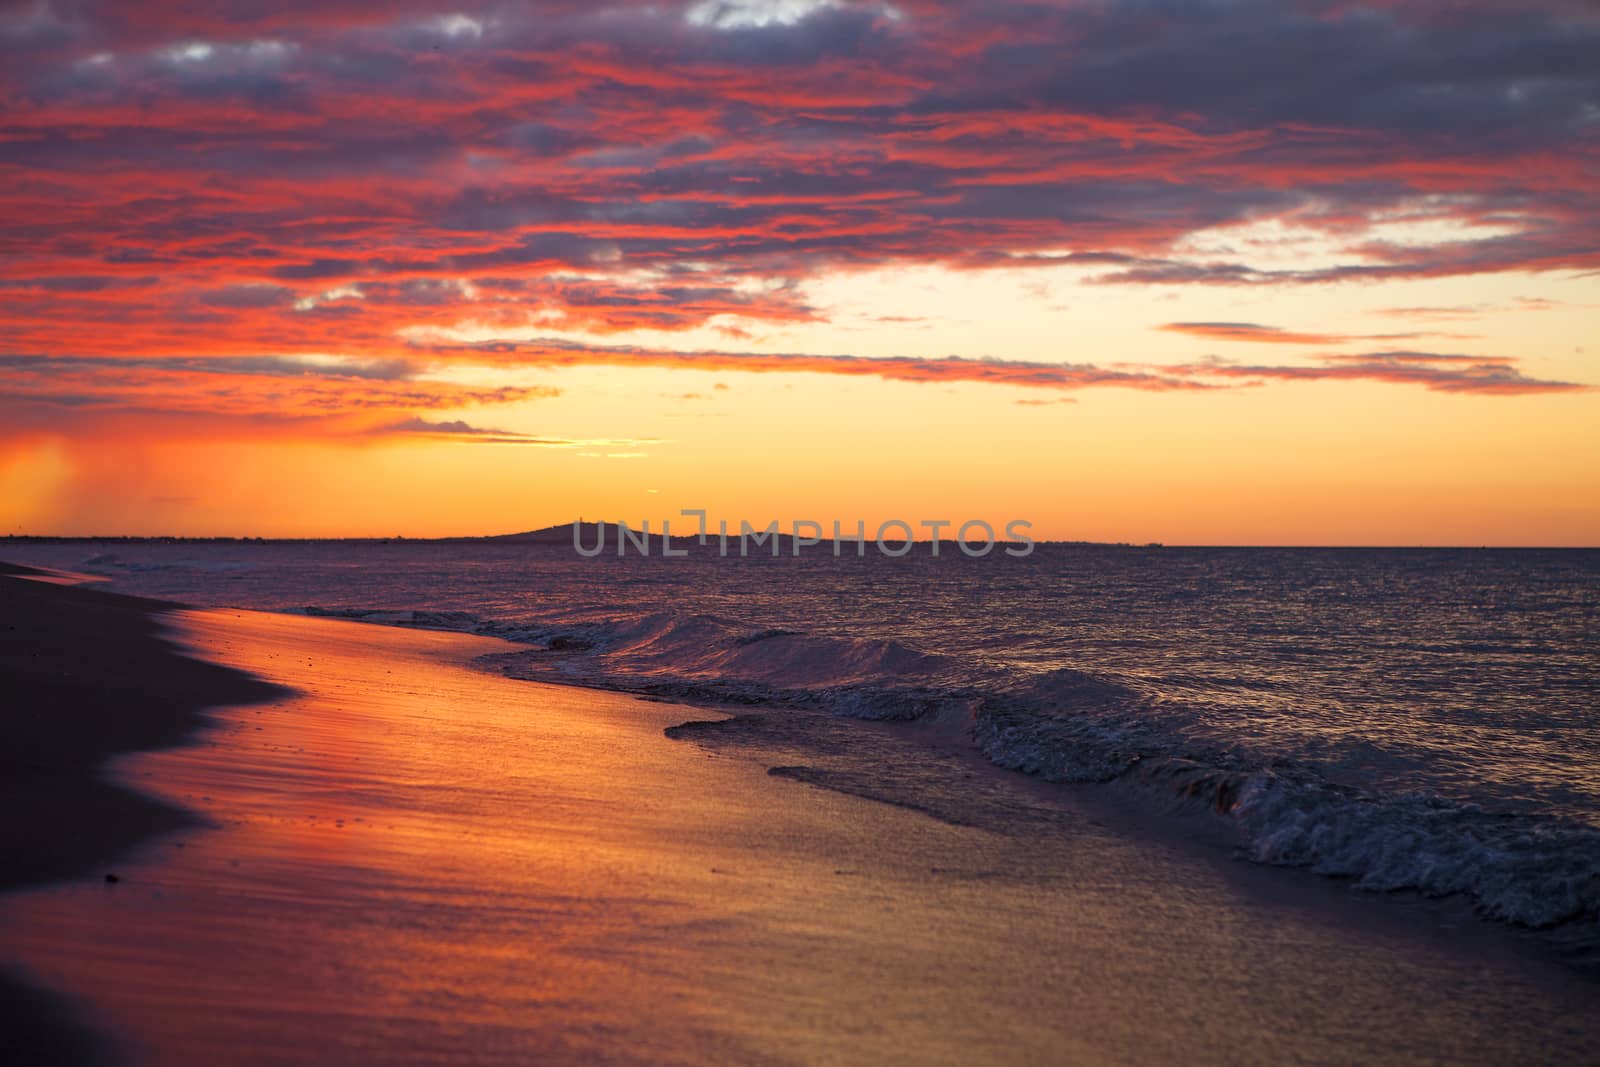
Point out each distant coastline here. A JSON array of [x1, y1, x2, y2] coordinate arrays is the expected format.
[[4, 530, 1594, 550]]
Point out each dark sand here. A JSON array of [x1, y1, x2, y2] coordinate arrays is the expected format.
[[0, 564, 284, 892], [0, 565, 283, 1064], [2, 570, 1599, 1064]]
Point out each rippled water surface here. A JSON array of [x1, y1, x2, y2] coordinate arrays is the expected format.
[[6, 540, 1598, 928]]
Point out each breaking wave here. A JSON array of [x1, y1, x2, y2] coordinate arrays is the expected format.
[[291, 602, 1600, 937]]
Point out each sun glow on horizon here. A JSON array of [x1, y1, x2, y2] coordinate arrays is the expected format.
[[2, 2, 1597, 544]]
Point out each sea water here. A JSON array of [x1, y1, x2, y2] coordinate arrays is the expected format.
[[5, 540, 1596, 933]]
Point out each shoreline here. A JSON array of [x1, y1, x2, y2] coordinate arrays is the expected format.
[[0, 565, 285, 894], [0, 566, 286, 1064], [419, 620, 1600, 968], [2, 572, 1598, 1062]]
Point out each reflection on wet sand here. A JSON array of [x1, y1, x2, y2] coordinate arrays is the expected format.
[[2, 609, 1597, 1065]]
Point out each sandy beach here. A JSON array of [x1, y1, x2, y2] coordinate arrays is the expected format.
[[2, 570, 1599, 1065], [6, 0, 1597, 1060]]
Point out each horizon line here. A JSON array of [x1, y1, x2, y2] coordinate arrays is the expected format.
[[3, 534, 1596, 551]]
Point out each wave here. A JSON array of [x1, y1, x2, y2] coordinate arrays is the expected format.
[[287, 600, 1600, 938], [82, 553, 253, 574]]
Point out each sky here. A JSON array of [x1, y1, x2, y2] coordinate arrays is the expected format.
[[1, 0, 1596, 543]]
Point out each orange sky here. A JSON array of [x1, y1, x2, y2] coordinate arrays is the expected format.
[[2, 2, 1597, 544]]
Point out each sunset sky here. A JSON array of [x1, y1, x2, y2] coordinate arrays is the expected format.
[[2, 0, 1596, 543]]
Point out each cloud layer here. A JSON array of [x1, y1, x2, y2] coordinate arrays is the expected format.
[[2, 0, 1595, 427]]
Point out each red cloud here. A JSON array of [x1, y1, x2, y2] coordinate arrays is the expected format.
[[430, 339, 1214, 392], [1, 0, 1595, 414], [1170, 352, 1585, 395], [1162, 323, 1362, 345]]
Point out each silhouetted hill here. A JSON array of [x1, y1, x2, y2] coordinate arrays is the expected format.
[[473, 521, 691, 551], [476, 522, 593, 544]]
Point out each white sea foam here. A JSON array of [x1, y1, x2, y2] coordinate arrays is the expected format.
[[481, 607, 1600, 936], [6, 540, 1597, 943]]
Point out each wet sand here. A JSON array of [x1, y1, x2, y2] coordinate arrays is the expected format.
[[1, 585, 1598, 1063], [0, 564, 282, 894], [0, 566, 283, 1064]]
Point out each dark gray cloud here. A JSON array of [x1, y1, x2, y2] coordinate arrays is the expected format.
[[0, 0, 1595, 382]]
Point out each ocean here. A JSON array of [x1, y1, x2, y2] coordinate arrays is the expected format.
[[6, 539, 1597, 937]]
